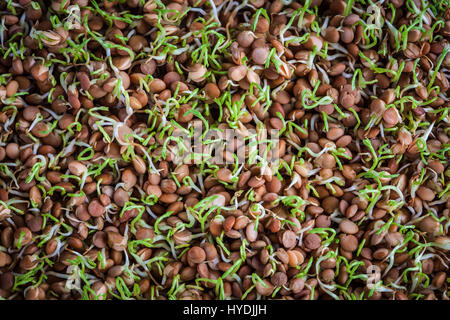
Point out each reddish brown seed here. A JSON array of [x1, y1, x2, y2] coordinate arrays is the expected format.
[[428, 160, 444, 174], [255, 279, 274, 296], [30, 64, 49, 82], [90, 281, 108, 299], [146, 185, 162, 199], [316, 215, 331, 228], [326, 127, 344, 140], [275, 248, 289, 264], [304, 34, 323, 51], [340, 234, 358, 252], [68, 161, 87, 176], [187, 246, 206, 264], [132, 155, 147, 174], [287, 250, 304, 267], [246, 223, 258, 242], [160, 179, 177, 193], [121, 169, 137, 190], [77, 72, 91, 91], [271, 272, 288, 287], [383, 108, 399, 126], [404, 42, 420, 59], [6, 80, 19, 97], [290, 278, 305, 293], [163, 72, 181, 90], [316, 153, 336, 169], [114, 188, 130, 207], [129, 96, 143, 110], [202, 243, 218, 261], [176, 104, 194, 123], [416, 186, 435, 201], [149, 78, 166, 93], [216, 168, 233, 183], [324, 27, 340, 43], [223, 216, 235, 232], [251, 47, 269, 65], [269, 117, 284, 130], [0, 251, 12, 267], [188, 63, 207, 82], [210, 194, 226, 207], [370, 99, 386, 114], [140, 59, 156, 74], [304, 233, 321, 250], [418, 216, 440, 234], [266, 177, 282, 193], [174, 165, 189, 182], [25, 287, 42, 300], [336, 135, 352, 147], [328, 63, 346, 76], [373, 248, 389, 260], [281, 230, 297, 249], [106, 232, 127, 251], [228, 65, 247, 82], [0, 272, 13, 291], [237, 31, 255, 47], [246, 69, 261, 86], [5, 143, 20, 159], [14, 227, 32, 248], [247, 176, 265, 188], [432, 272, 446, 288], [204, 83, 221, 99], [92, 231, 107, 248], [263, 193, 278, 202], [112, 56, 132, 70], [31, 122, 50, 138], [27, 216, 43, 233], [225, 229, 241, 239], [23, 107, 41, 122], [253, 17, 269, 33], [339, 90, 355, 108], [339, 219, 359, 234], [340, 27, 354, 43], [234, 216, 249, 230], [88, 199, 105, 217], [136, 228, 155, 241], [322, 196, 339, 214]]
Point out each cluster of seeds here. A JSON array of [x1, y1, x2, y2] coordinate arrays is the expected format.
[[0, 0, 449, 300]]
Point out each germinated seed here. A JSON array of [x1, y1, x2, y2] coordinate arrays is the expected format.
[[0, 0, 447, 302]]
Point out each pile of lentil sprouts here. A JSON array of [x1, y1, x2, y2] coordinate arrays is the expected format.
[[0, 0, 449, 300]]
